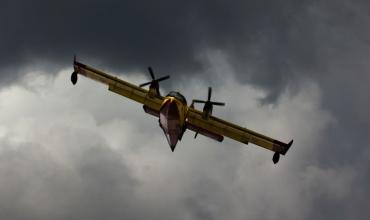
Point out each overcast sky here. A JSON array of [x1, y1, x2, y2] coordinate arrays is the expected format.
[[0, 0, 369, 219]]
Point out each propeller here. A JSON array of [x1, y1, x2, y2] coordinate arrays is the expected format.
[[139, 67, 170, 87], [192, 87, 225, 107], [192, 87, 225, 122], [192, 87, 225, 137]]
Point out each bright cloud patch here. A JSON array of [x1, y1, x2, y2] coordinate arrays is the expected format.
[[0, 63, 357, 220]]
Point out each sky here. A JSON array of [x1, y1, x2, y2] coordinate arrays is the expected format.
[[0, 0, 369, 219]]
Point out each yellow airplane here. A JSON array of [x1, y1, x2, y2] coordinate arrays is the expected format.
[[71, 57, 293, 164]]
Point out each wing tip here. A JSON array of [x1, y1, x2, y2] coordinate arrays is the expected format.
[[272, 139, 293, 164], [281, 139, 293, 155]]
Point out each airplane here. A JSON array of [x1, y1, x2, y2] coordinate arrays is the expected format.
[[70, 57, 293, 164]]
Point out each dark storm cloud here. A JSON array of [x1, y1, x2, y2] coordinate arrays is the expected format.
[[0, 0, 311, 85], [1, 0, 369, 103]]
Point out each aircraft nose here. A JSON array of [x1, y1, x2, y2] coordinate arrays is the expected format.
[[160, 98, 181, 151], [167, 133, 179, 151]]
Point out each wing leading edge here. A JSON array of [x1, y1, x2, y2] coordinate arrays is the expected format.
[[186, 108, 293, 163], [73, 60, 163, 114]]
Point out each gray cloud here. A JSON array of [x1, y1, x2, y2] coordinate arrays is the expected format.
[[0, 141, 139, 220], [0, 67, 367, 220]]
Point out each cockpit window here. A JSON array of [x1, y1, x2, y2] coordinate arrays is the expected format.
[[166, 91, 187, 105]]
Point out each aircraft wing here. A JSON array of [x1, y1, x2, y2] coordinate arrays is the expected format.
[[73, 60, 164, 116], [186, 108, 293, 156]]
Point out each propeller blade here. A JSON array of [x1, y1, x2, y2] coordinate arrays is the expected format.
[[148, 67, 155, 80], [139, 81, 152, 87], [210, 101, 225, 106], [193, 99, 207, 103], [156, 75, 170, 82], [208, 87, 212, 101]]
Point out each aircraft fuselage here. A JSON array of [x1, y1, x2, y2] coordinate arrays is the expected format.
[[158, 92, 188, 151]]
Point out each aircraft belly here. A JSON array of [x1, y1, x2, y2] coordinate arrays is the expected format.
[[159, 100, 182, 151]]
